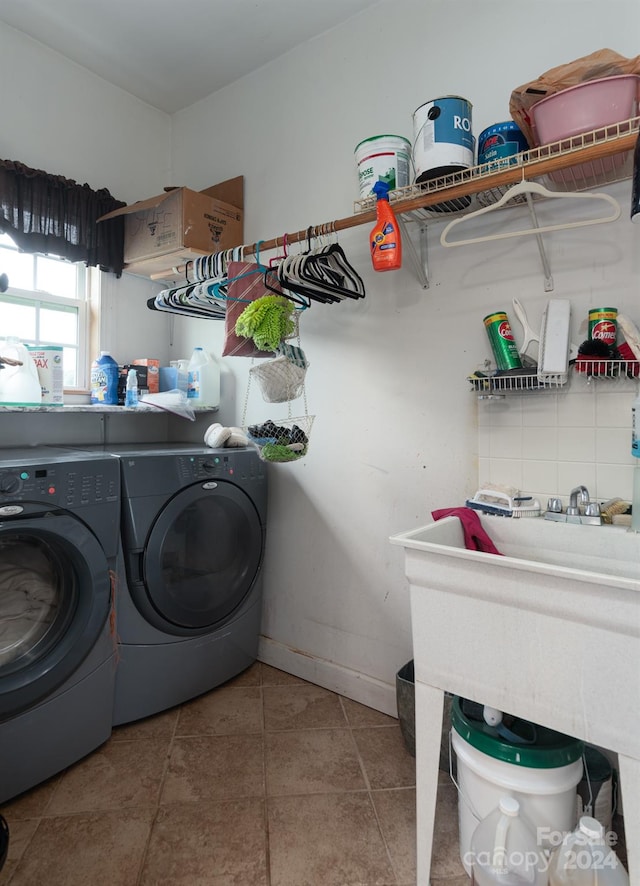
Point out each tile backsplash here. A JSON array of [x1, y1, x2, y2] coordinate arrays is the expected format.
[[477, 374, 638, 507]]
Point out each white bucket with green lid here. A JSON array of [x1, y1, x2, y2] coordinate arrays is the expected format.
[[354, 134, 411, 198], [451, 696, 584, 874]]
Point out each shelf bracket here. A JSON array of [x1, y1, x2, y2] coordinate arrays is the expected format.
[[525, 193, 554, 292], [397, 214, 429, 289]]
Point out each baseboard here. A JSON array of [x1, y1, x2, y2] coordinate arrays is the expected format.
[[258, 635, 398, 718]]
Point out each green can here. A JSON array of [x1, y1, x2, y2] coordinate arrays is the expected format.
[[483, 311, 522, 370], [588, 307, 617, 346]]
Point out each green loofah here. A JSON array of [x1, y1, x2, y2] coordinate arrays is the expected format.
[[235, 296, 295, 352], [260, 442, 307, 462]]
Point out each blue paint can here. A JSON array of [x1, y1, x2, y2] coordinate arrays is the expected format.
[[477, 121, 528, 170]]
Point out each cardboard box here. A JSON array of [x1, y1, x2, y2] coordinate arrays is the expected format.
[[98, 177, 244, 278], [132, 358, 159, 393]]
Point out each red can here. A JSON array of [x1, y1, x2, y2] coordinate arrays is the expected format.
[[588, 307, 617, 346]]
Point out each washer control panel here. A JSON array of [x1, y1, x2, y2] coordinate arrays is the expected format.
[[0, 460, 119, 507]]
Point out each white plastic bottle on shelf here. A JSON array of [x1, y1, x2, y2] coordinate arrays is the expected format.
[[549, 816, 629, 886], [470, 796, 547, 886], [187, 347, 220, 408], [0, 337, 43, 406], [125, 368, 139, 407]]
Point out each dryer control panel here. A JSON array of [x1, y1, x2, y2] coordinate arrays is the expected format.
[[177, 452, 265, 483]]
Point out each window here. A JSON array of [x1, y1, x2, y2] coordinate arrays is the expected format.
[[0, 232, 91, 390]]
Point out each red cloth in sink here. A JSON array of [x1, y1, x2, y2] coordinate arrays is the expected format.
[[431, 507, 503, 555]]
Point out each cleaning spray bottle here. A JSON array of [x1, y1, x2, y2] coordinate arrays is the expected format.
[[370, 180, 402, 272]]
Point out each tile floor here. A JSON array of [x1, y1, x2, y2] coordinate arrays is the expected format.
[[0, 663, 469, 886]]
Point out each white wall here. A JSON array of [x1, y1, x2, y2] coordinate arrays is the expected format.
[[1, 5, 638, 712], [0, 22, 172, 201], [170, 0, 640, 712], [0, 21, 174, 444]]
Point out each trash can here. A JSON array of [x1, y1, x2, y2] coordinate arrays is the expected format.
[[396, 660, 416, 756], [395, 660, 453, 771]]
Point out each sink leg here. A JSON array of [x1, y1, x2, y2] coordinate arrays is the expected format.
[[414, 681, 445, 886], [617, 753, 639, 883]]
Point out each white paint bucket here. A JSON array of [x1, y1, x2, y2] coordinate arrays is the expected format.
[[354, 134, 411, 198], [412, 96, 474, 184], [28, 346, 64, 406], [451, 701, 584, 875]]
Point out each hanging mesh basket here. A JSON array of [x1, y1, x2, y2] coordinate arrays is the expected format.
[[245, 415, 315, 463], [249, 356, 307, 403]]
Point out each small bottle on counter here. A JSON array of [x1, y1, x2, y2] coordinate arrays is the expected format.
[[125, 368, 139, 407]]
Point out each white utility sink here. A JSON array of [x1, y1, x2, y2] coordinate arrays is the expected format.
[[390, 515, 640, 886]]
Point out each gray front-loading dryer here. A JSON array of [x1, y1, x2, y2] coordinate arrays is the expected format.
[[0, 446, 120, 803], [110, 444, 267, 725]]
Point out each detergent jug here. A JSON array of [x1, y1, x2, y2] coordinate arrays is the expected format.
[[0, 338, 43, 406], [187, 348, 220, 408], [549, 816, 629, 886], [470, 796, 547, 886]]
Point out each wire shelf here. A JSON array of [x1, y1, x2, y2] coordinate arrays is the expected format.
[[354, 116, 640, 220], [468, 372, 567, 396], [470, 359, 640, 396], [574, 359, 640, 380]]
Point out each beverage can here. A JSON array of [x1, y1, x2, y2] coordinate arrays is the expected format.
[[483, 311, 522, 370], [588, 307, 617, 346]]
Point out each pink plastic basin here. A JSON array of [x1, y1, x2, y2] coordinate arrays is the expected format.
[[531, 74, 640, 145]]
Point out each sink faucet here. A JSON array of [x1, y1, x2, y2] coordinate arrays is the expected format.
[[566, 485, 590, 516]]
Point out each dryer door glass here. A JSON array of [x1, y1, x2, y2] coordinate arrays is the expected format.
[[144, 482, 263, 630]]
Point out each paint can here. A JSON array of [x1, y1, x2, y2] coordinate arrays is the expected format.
[[412, 96, 474, 184], [28, 346, 64, 406], [588, 307, 618, 346], [354, 134, 412, 198], [483, 311, 522, 370], [477, 121, 528, 170]]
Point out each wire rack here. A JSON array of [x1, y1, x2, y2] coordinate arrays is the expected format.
[[470, 359, 640, 397], [354, 116, 640, 220], [468, 372, 567, 397]]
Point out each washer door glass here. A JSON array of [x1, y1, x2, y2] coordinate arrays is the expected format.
[[0, 517, 111, 718], [143, 481, 263, 630], [0, 534, 69, 671]]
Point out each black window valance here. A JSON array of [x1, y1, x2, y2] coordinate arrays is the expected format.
[[0, 158, 126, 277]]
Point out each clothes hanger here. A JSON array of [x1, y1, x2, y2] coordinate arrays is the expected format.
[[262, 238, 314, 308], [204, 245, 266, 303], [279, 225, 365, 302], [439, 179, 621, 247]]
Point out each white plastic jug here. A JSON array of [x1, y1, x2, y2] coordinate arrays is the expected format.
[[0, 338, 43, 406], [470, 796, 547, 886], [549, 816, 629, 886], [187, 348, 220, 408]]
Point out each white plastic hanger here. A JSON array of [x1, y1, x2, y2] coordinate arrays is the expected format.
[[439, 180, 621, 247]]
